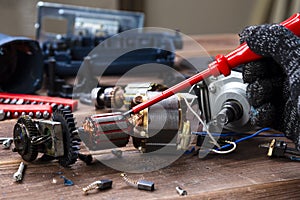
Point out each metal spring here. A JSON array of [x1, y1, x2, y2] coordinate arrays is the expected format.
[[120, 173, 138, 188], [82, 181, 102, 194]]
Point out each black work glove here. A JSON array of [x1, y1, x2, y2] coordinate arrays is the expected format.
[[239, 24, 300, 150]]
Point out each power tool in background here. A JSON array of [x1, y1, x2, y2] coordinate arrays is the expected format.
[[0, 2, 182, 98], [36, 2, 182, 98], [0, 34, 43, 94]]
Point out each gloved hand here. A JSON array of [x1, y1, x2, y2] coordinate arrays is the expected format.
[[239, 24, 300, 150]]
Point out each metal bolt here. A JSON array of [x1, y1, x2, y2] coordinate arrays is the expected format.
[[0, 110, 5, 121], [0, 137, 13, 143], [13, 162, 25, 182], [51, 103, 57, 110], [28, 112, 34, 117], [176, 186, 187, 196], [43, 111, 50, 119], [57, 104, 64, 110], [6, 111, 11, 119], [64, 105, 71, 110], [35, 111, 42, 119], [208, 84, 216, 93], [13, 112, 19, 118], [2, 138, 13, 149]]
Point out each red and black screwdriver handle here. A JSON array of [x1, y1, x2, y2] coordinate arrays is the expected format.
[[123, 13, 300, 117]]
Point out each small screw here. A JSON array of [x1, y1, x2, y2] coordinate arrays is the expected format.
[[176, 186, 187, 196], [13, 112, 19, 118], [13, 162, 25, 182], [2, 138, 13, 149], [28, 112, 34, 117], [43, 111, 50, 119], [6, 111, 11, 119], [208, 84, 216, 93], [35, 111, 42, 119], [0, 110, 5, 120]]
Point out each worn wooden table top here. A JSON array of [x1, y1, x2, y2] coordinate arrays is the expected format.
[[0, 34, 299, 200]]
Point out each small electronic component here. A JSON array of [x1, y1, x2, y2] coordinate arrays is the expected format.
[[120, 173, 155, 191], [82, 179, 113, 194], [260, 139, 300, 161]]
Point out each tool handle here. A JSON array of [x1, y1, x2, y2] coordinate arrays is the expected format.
[[129, 13, 300, 115]]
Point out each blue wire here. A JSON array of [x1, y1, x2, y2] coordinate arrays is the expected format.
[[289, 156, 300, 161], [217, 127, 271, 150], [192, 130, 284, 138]]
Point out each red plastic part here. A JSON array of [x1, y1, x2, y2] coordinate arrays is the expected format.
[[0, 104, 52, 114], [0, 92, 78, 111], [130, 13, 300, 115]]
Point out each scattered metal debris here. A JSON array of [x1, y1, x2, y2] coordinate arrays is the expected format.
[[2, 138, 13, 149], [0, 137, 13, 144], [82, 179, 113, 194], [60, 176, 74, 186], [120, 173, 155, 191], [176, 186, 187, 196], [13, 162, 25, 182]]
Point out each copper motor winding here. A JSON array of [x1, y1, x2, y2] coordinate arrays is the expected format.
[[81, 83, 191, 152], [79, 112, 132, 151], [130, 91, 188, 153]]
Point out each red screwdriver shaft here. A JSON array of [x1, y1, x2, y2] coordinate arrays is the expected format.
[[127, 13, 300, 115]]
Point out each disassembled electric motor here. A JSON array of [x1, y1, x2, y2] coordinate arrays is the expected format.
[[80, 90, 191, 153], [80, 70, 250, 153]]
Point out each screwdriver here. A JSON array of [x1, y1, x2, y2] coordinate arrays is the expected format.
[[124, 13, 300, 116]]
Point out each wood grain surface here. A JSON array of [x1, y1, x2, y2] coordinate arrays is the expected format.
[[1, 34, 299, 200]]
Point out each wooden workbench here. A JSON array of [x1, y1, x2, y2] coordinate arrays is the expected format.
[[0, 34, 299, 200]]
